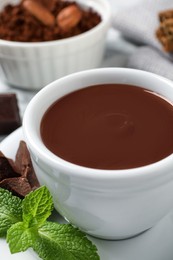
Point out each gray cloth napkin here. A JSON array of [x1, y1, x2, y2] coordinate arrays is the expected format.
[[112, 0, 173, 81]]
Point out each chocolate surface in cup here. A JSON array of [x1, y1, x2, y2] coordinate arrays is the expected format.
[[40, 84, 173, 170]]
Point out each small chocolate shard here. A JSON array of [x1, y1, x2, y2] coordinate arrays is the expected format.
[[15, 140, 32, 173], [0, 140, 40, 198], [15, 140, 40, 188], [0, 93, 21, 135], [23, 166, 40, 188], [0, 177, 32, 198], [0, 152, 21, 181]]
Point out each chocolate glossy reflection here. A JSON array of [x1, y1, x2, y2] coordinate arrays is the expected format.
[[40, 84, 173, 170]]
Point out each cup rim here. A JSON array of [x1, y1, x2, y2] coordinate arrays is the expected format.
[[0, 0, 111, 48], [23, 68, 173, 181]]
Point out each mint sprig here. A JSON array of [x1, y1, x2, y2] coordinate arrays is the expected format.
[[0, 186, 100, 260]]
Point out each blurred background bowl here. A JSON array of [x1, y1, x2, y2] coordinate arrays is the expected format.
[[0, 0, 111, 90]]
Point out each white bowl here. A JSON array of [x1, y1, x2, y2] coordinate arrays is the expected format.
[[0, 0, 111, 89], [23, 68, 173, 239]]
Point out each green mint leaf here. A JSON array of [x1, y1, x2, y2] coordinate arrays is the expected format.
[[33, 221, 100, 260], [4, 186, 100, 260], [22, 186, 53, 227], [7, 222, 37, 253], [0, 188, 22, 237]]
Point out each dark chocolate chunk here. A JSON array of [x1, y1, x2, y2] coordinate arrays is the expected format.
[[0, 177, 32, 198], [0, 140, 40, 198], [15, 140, 40, 188], [0, 152, 21, 181], [15, 140, 31, 173], [0, 93, 21, 135]]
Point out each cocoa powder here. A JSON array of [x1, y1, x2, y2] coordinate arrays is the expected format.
[[0, 0, 101, 42]]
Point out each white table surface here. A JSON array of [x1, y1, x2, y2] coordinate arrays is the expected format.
[[0, 0, 139, 141]]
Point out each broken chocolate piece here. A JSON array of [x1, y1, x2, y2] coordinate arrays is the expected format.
[[15, 140, 40, 188], [15, 140, 32, 173], [0, 93, 21, 135], [0, 152, 21, 181], [0, 177, 32, 198], [0, 140, 40, 198]]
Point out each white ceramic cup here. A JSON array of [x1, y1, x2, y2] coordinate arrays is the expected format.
[[23, 68, 173, 239]]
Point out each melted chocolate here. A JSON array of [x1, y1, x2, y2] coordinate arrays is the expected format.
[[40, 84, 173, 169]]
